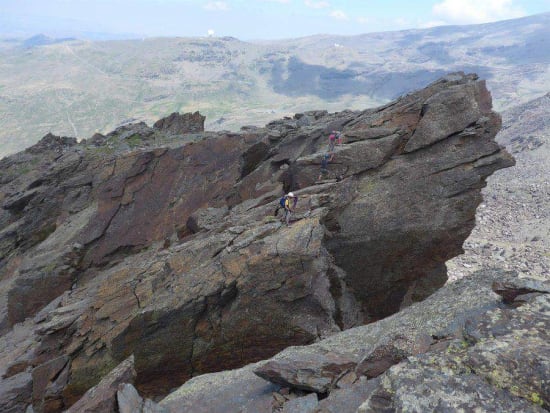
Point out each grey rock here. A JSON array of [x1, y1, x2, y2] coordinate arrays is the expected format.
[[191, 270, 548, 412], [117, 383, 167, 413], [356, 274, 550, 411], [25, 133, 77, 155], [282, 393, 318, 413], [314, 376, 380, 413], [358, 355, 545, 413], [492, 278, 550, 304], [404, 80, 489, 153], [31, 355, 70, 411], [108, 121, 155, 141], [89, 133, 107, 146], [186, 206, 229, 233], [117, 384, 143, 413], [159, 363, 278, 413], [343, 127, 398, 143], [252, 267, 504, 394], [0, 371, 32, 413]]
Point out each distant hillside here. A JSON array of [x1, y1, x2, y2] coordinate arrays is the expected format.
[[0, 13, 548, 158], [498, 92, 550, 151], [22, 34, 77, 48]]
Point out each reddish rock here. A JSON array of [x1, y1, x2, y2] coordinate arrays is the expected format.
[[254, 351, 357, 393], [153, 111, 205, 135]]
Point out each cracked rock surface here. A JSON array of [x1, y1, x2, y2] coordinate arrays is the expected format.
[[0, 73, 513, 412]]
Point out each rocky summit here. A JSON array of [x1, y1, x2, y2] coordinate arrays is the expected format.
[[0, 72, 525, 412]]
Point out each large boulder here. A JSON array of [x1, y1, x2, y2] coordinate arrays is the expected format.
[[0, 74, 514, 411], [160, 363, 279, 413]]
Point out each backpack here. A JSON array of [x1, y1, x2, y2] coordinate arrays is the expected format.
[[329, 133, 336, 141], [274, 196, 285, 216]]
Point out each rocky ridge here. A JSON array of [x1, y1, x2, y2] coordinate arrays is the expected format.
[[0, 73, 516, 412]]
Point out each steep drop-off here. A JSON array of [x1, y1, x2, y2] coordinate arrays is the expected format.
[[0, 73, 513, 412]]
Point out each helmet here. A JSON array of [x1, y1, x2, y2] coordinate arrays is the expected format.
[[288, 192, 294, 197]]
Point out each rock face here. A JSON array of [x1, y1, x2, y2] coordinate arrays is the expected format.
[[0, 73, 513, 412], [446, 91, 550, 282], [161, 270, 549, 413]]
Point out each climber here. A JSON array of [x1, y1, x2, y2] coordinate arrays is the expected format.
[[318, 153, 331, 181], [274, 192, 297, 222], [283, 192, 297, 226], [328, 130, 342, 152], [328, 131, 336, 152]]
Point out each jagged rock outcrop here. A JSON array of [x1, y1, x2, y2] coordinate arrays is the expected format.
[[153, 111, 205, 135], [0, 73, 514, 412], [24, 132, 78, 155], [159, 270, 549, 412]]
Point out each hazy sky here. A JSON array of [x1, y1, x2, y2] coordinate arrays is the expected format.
[[1, 0, 549, 40]]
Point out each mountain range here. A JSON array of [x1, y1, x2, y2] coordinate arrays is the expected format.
[[0, 12, 548, 158]]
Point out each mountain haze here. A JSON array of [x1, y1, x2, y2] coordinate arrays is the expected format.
[[0, 13, 548, 158]]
